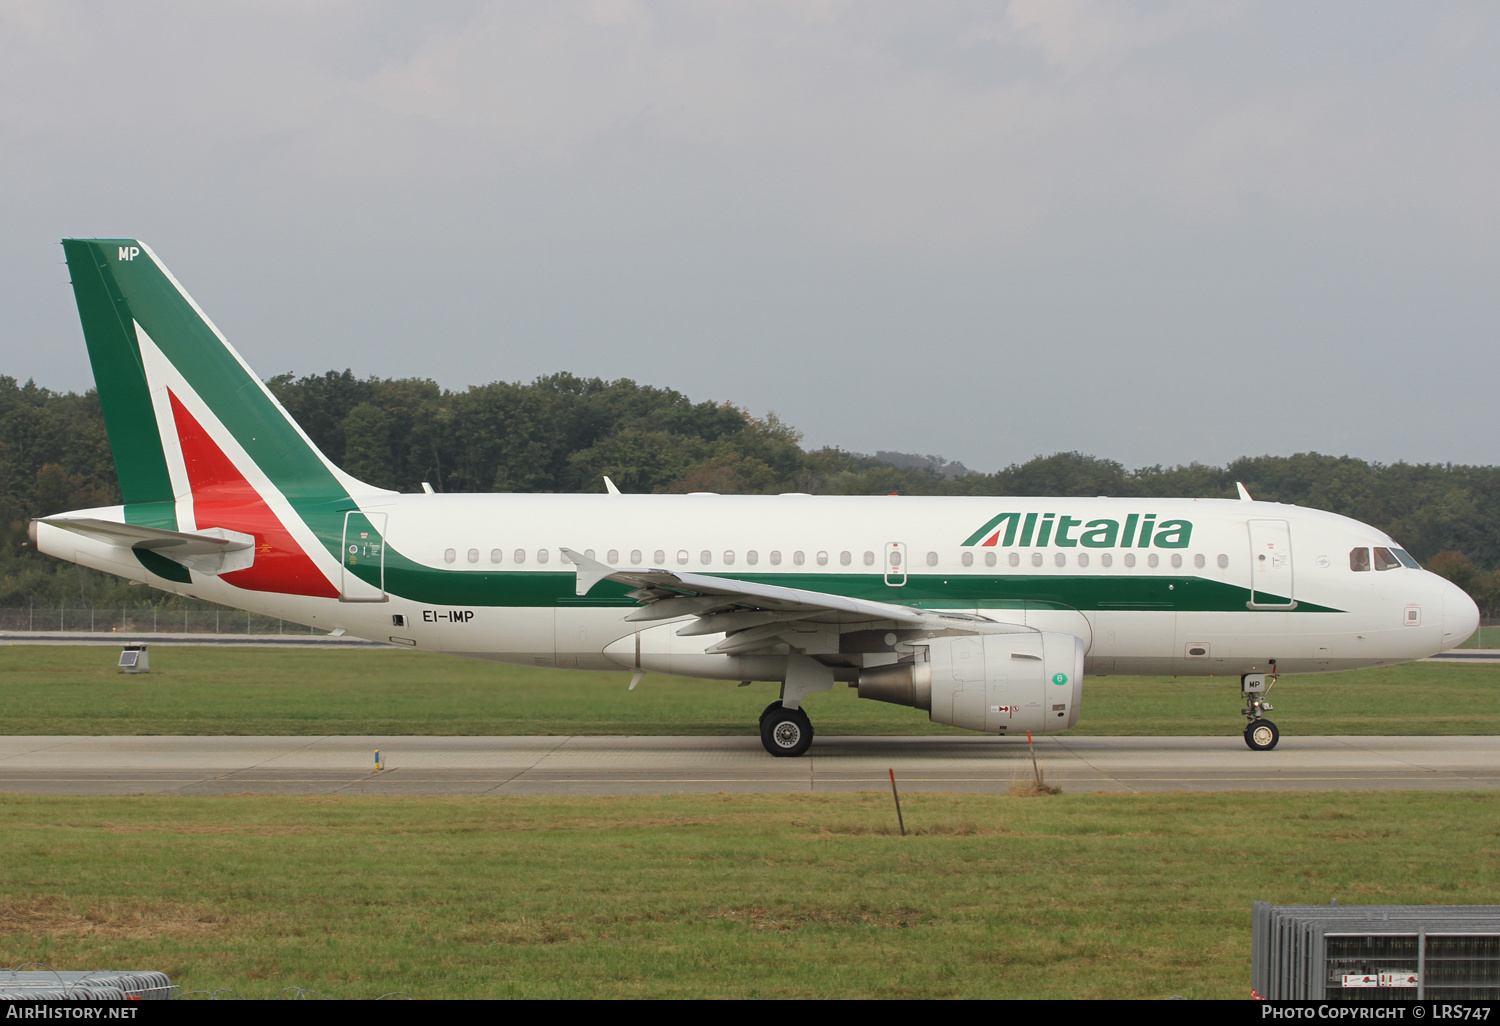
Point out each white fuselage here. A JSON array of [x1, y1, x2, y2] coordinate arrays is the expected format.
[[39, 493, 1479, 681]]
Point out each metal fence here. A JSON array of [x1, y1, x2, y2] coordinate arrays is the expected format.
[[0, 968, 175, 1001], [0, 607, 321, 635], [1253, 902, 1500, 1000], [1457, 621, 1500, 648]]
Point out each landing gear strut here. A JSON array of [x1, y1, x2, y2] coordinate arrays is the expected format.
[[757, 655, 832, 758], [1241, 672, 1279, 751], [760, 703, 814, 758]]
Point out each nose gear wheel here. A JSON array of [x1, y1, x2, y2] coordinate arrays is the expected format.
[[1239, 672, 1280, 751], [1244, 720, 1279, 751]]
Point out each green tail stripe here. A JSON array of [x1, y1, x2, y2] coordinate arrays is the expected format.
[[63, 239, 354, 554], [62, 241, 177, 529], [132, 547, 193, 584]]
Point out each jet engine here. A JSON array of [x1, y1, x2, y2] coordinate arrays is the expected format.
[[856, 631, 1084, 733]]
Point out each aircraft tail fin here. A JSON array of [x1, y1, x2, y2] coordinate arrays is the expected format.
[[60, 239, 386, 596], [62, 239, 385, 520]]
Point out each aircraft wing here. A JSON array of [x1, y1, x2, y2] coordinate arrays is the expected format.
[[561, 547, 927, 627]]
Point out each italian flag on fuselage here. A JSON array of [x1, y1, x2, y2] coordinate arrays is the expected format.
[[62, 239, 375, 597]]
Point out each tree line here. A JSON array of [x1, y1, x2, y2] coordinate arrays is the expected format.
[[4, 370, 1500, 615]]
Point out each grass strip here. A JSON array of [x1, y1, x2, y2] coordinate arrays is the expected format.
[[1, 646, 1496, 736], [0, 791, 1494, 999]]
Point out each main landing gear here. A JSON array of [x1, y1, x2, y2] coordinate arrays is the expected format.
[[1241, 672, 1279, 751], [759, 701, 814, 758], [757, 656, 832, 757]]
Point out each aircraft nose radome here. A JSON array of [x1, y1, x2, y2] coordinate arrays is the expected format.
[[1441, 580, 1481, 651]]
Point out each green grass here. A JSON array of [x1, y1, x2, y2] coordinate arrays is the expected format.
[[1, 646, 1497, 736], [0, 791, 1496, 999], [1457, 625, 1500, 648]]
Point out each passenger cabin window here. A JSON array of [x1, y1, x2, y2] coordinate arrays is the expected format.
[[926, 551, 938, 567], [1100, 553, 1112, 567], [677, 550, 689, 565], [653, 550, 665, 564], [1124, 553, 1136, 568], [537, 549, 549, 564], [1077, 553, 1089, 568], [607, 549, 619, 564], [723, 551, 735, 565], [444, 548, 456, 564], [1194, 554, 1205, 569], [961, 551, 974, 567], [1350, 548, 1371, 572], [770, 551, 782, 566], [985, 552, 997, 567], [490, 549, 503, 564], [1374, 547, 1402, 571], [1031, 552, 1043, 567], [863, 551, 875, 566], [840, 551, 851, 566], [793, 551, 806, 566], [1217, 553, 1229, 569], [1170, 554, 1182, 569], [629, 550, 641, 564], [1054, 552, 1066, 567], [1147, 554, 1159, 568], [1008, 552, 1020, 567], [700, 550, 712, 565], [513, 549, 526, 564], [817, 551, 829, 566], [747, 550, 759, 565]]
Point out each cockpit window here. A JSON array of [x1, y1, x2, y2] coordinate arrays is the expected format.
[[1393, 549, 1421, 569], [1349, 547, 1370, 572], [1373, 547, 1401, 571]]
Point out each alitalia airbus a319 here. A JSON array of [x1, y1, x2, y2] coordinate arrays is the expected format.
[[29, 240, 1481, 756]]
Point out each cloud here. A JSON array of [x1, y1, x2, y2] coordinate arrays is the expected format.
[[3, 1, 1500, 468]]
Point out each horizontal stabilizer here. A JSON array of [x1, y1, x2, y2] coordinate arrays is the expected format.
[[41, 517, 255, 576]]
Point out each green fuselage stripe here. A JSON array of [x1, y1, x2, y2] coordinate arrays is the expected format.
[[347, 560, 1335, 613]]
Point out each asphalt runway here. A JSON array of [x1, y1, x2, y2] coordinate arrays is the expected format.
[[1, 734, 1499, 795]]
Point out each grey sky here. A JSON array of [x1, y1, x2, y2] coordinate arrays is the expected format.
[[3, 0, 1498, 473]]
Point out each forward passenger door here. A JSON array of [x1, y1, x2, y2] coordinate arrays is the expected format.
[[1247, 519, 1295, 608]]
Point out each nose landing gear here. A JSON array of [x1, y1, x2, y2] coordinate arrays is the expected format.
[[1241, 672, 1279, 750]]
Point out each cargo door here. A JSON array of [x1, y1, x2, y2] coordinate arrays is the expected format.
[[1247, 519, 1295, 609], [341, 510, 387, 602]]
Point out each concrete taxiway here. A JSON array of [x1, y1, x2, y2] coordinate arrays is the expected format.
[[0, 734, 1498, 795]]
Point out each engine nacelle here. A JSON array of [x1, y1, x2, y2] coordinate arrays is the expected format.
[[856, 632, 1084, 734]]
